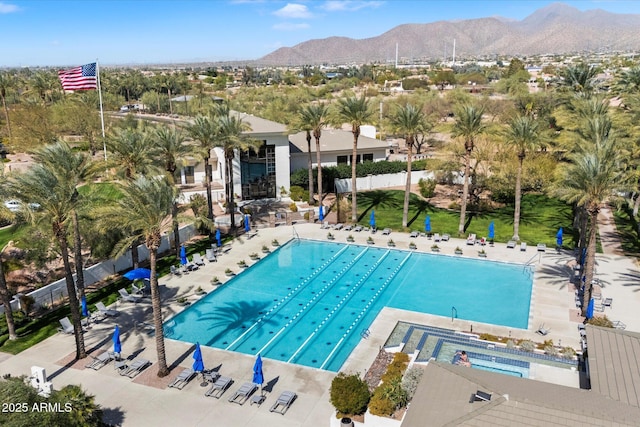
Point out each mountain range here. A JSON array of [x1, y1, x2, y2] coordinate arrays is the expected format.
[[256, 2, 640, 66]]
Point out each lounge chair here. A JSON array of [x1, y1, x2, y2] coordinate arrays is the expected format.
[[228, 382, 257, 405], [118, 288, 143, 303], [205, 375, 232, 398], [441, 234, 450, 241], [168, 368, 196, 390], [193, 253, 205, 266], [507, 240, 516, 249], [479, 237, 486, 246], [320, 222, 330, 229], [381, 228, 392, 235], [536, 324, 550, 336], [85, 352, 114, 370], [131, 283, 145, 296], [409, 231, 419, 238], [353, 225, 363, 232], [269, 390, 297, 415], [603, 297, 612, 308], [343, 225, 353, 231], [119, 358, 150, 378], [203, 370, 220, 384], [58, 317, 74, 334], [537, 243, 546, 252], [613, 321, 626, 330], [205, 248, 217, 262], [520, 242, 527, 252], [466, 234, 476, 245], [96, 301, 119, 317], [170, 265, 182, 276], [334, 223, 344, 230], [473, 390, 492, 402], [433, 233, 441, 242], [246, 230, 258, 239]]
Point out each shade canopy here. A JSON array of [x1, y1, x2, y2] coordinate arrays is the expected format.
[[180, 245, 187, 265], [112, 325, 122, 355], [425, 216, 431, 233], [123, 268, 152, 281], [253, 354, 264, 386], [369, 211, 376, 228], [488, 222, 495, 240], [192, 343, 204, 373]]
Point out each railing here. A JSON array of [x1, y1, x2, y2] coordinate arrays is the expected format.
[[451, 306, 457, 322]]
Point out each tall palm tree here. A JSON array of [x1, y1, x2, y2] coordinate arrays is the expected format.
[[102, 128, 161, 180], [153, 125, 191, 255], [296, 103, 330, 205], [185, 115, 218, 225], [389, 103, 428, 228], [95, 176, 175, 377], [215, 113, 260, 233], [0, 242, 17, 341], [7, 164, 86, 359], [0, 71, 16, 140], [334, 95, 374, 223], [451, 104, 486, 236], [32, 142, 90, 301], [561, 63, 598, 95], [504, 115, 540, 241], [553, 129, 627, 315]]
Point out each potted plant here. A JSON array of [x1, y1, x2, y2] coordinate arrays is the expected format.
[[237, 260, 247, 268], [261, 245, 270, 254], [327, 232, 335, 240], [367, 236, 374, 245], [454, 246, 463, 255], [176, 296, 190, 306], [347, 234, 355, 242], [225, 268, 234, 277], [387, 239, 395, 247], [478, 248, 487, 258], [409, 242, 417, 250], [195, 286, 206, 295], [210, 276, 220, 285], [272, 239, 280, 247], [431, 243, 440, 252], [249, 252, 259, 260]]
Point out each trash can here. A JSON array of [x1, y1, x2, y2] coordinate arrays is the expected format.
[[341, 417, 354, 427]]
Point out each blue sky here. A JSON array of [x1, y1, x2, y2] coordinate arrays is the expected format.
[[1, 1, 640, 67]]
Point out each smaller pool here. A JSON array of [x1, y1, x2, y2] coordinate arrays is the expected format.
[[470, 359, 529, 378], [436, 343, 531, 378]]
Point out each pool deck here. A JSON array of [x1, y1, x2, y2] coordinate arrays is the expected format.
[[1, 222, 639, 426]]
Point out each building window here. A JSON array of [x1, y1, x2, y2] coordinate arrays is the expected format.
[[363, 153, 373, 162], [337, 155, 348, 165], [184, 166, 195, 184]]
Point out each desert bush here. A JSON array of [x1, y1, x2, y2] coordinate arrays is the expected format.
[[418, 178, 436, 198], [560, 346, 577, 359], [544, 344, 558, 357], [289, 202, 298, 212], [368, 393, 396, 417], [401, 366, 423, 400], [329, 373, 370, 416], [381, 352, 409, 383], [289, 186, 307, 202], [505, 339, 516, 349], [587, 316, 614, 328], [519, 339, 536, 352], [370, 376, 408, 416]]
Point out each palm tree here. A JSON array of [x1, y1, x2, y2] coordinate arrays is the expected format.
[[185, 115, 218, 225], [153, 125, 191, 255], [7, 164, 86, 359], [215, 113, 260, 233], [32, 142, 90, 301], [0, 242, 17, 341], [553, 128, 628, 315], [102, 128, 161, 180], [389, 103, 428, 228], [451, 104, 486, 236], [296, 103, 330, 205], [95, 176, 175, 377], [0, 71, 16, 140], [334, 95, 374, 223], [561, 63, 598, 95], [504, 115, 540, 241]]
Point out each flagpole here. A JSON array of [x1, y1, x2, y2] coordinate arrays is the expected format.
[[96, 59, 107, 161]]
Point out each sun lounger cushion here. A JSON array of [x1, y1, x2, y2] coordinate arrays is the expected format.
[[507, 240, 516, 249], [537, 243, 546, 252]]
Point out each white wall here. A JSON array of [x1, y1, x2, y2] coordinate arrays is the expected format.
[[290, 148, 387, 173]]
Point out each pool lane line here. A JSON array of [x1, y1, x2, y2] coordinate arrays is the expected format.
[[287, 250, 392, 363], [225, 244, 361, 351], [320, 250, 413, 370]]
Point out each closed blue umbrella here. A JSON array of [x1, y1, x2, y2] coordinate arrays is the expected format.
[[253, 354, 264, 394], [81, 295, 89, 317], [112, 325, 122, 355], [123, 268, 152, 281], [215, 229, 222, 247], [369, 211, 376, 229], [180, 245, 187, 265], [556, 227, 563, 248], [586, 298, 595, 320], [244, 214, 251, 232], [318, 206, 324, 223], [425, 216, 431, 233], [488, 222, 495, 240], [192, 343, 204, 373]]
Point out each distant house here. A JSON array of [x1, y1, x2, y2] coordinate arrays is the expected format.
[[288, 128, 388, 173]]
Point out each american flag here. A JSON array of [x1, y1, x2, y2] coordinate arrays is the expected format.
[[58, 62, 97, 91]]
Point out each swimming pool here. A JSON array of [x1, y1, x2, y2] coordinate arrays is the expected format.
[[164, 239, 533, 371]]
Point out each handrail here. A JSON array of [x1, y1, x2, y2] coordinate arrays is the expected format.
[[292, 227, 299, 239], [451, 306, 457, 322]]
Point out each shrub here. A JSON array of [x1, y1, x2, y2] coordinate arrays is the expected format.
[[289, 202, 298, 212], [370, 376, 408, 416], [303, 211, 310, 220], [381, 352, 409, 383], [329, 373, 370, 415], [418, 178, 436, 198], [587, 316, 614, 328], [519, 339, 536, 352], [560, 346, 577, 359], [401, 366, 423, 400], [505, 339, 516, 349], [368, 393, 396, 417], [544, 344, 558, 357], [289, 186, 307, 202]]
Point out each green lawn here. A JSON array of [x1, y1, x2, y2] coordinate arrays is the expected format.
[[355, 191, 576, 247]]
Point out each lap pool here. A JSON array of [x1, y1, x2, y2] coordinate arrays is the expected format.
[[163, 239, 533, 372]]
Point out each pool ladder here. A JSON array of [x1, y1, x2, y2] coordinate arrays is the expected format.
[[451, 306, 457, 322]]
